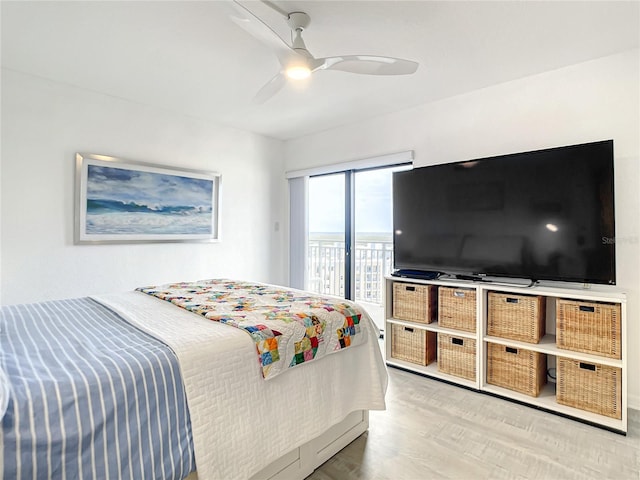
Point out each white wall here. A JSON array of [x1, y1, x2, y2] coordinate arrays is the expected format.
[[1, 69, 287, 305], [284, 50, 640, 409]]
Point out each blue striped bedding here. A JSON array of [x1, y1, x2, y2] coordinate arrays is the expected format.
[[0, 298, 195, 479]]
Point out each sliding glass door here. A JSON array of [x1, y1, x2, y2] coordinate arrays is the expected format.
[[307, 173, 346, 297], [306, 166, 402, 328], [353, 168, 395, 306]]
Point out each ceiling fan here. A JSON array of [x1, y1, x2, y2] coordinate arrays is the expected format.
[[227, 0, 419, 103]]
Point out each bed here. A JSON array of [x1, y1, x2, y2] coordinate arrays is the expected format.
[[0, 279, 388, 480]]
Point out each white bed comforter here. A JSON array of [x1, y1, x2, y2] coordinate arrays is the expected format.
[[93, 291, 388, 480]]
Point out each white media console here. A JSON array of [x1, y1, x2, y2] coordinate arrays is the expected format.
[[384, 276, 627, 434]]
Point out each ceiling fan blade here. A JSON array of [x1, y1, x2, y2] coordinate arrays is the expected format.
[[253, 72, 287, 104], [227, 0, 293, 64], [317, 55, 419, 75]]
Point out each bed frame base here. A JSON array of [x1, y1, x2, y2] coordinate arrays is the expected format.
[[185, 409, 368, 480], [251, 409, 368, 480]]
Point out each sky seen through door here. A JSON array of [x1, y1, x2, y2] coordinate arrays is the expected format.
[[309, 169, 394, 234]]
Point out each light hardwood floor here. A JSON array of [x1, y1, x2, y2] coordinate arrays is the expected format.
[[307, 365, 639, 480]]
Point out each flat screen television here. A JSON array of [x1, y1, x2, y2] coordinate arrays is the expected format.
[[392, 140, 616, 285]]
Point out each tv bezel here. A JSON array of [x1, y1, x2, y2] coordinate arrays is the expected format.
[[392, 140, 616, 285]]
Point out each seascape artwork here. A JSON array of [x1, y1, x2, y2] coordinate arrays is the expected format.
[[86, 165, 214, 235]]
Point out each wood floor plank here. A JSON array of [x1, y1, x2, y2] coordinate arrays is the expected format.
[[307, 366, 639, 480]]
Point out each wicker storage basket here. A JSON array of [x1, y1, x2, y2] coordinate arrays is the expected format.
[[390, 324, 437, 366], [556, 299, 621, 359], [486, 342, 546, 397], [556, 357, 622, 419], [487, 292, 546, 344], [392, 283, 437, 324], [437, 333, 476, 381], [438, 287, 476, 332]]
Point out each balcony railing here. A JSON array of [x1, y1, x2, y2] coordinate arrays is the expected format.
[[307, 234, 393, 305]]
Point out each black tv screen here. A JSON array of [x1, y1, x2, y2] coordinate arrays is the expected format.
[[392, 140, 616, 285]]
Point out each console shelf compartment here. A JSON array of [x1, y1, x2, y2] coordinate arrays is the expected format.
[[387, 318, 477, 340], [385, 357, 479, 390], [483, 335, 623, 368]]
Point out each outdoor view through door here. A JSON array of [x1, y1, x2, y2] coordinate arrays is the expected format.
[[307, 166, 405, 330]]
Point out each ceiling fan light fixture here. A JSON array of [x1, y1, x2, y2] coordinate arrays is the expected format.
[[228, 1, 419, 102], [285, 65, 311, 80]]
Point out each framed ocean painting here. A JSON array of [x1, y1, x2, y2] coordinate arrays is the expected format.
[[75, 153, 221, 244]]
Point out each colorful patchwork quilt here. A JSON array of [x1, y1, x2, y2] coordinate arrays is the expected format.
[[136, 279, 367, 379]]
